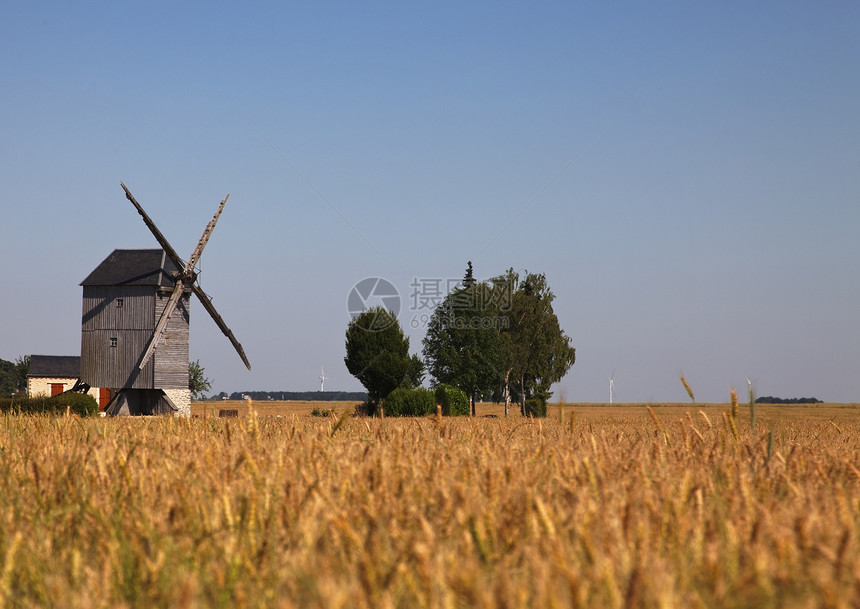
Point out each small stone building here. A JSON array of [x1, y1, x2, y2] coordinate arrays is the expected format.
[[27, 355, 111, 410]]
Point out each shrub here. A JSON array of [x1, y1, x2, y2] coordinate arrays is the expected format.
[[354, 399, 379, 417], [524, 397, 547, 418], [0, 392, 99, 417], [51, 392, 99, 417], [434, 384, 470, 416], [383, 387, 435, 417]]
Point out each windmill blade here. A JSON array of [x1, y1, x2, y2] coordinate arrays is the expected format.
[[191, 283, 251, 370], [139, 281, 186, 370], [121, 182, 187, 273], [186, 194, 229, 272]]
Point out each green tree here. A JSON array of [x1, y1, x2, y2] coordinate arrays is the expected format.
[[189, 359, 212, 400], [493, 270, 575, 416], [0, 356, 30, 396], [13, 356, 30, 393], [491, 269, 522, 416], [344, 307, 423, 415], [463, 260, 476, 288], [405, 353, 425, 388], [0, 358, 15, 396], [422, 264, 503, 416]]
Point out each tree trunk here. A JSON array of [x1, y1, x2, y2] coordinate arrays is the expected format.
[[503, 369, 511, 417], [519, 377, 526, 416]]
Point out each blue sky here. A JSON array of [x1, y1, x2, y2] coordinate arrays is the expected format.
[[2, 1, 858, 403]]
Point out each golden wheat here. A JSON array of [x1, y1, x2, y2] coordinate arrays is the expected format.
[[730, 387, 739, 418], [680, 374, 695, 402], [0, 406, 857, 608]]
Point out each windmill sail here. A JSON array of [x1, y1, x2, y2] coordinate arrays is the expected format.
[[191, 283, 251, 370], [122, 183, 251, 372], [121, 182, 187, 272], [187, 194, 228, 271]]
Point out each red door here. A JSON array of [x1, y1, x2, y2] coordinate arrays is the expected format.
[[99, 388, 112, 411], [50, 383, 64, 396]]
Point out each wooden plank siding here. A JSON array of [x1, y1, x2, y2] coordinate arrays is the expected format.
[[153, 288, 190, 389], [82, 286, 154, 330], [81, 328, 152, 388], [80, 286, 190, 390]]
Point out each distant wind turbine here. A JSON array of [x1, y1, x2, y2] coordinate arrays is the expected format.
[[319, 366, 328, 392], [609, 370, 616, 404]]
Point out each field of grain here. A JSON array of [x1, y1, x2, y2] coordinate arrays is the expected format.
[[191, 400, 361, 418], [1, 405, 858, 608]]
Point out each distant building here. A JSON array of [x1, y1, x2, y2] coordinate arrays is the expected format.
[[27, 355, 110, 410]]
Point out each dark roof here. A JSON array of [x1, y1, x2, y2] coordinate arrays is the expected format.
[[28, 355, 81, 378], [80, 249, 180, 287]]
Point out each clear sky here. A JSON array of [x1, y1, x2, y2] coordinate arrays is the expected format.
[[2, 1, 858, 403]]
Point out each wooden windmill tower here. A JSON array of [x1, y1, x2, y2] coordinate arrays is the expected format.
[[80, 183, 250, 415]]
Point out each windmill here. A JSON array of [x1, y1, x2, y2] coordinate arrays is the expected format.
[[79, 183, 250, 416], [319, 366, 327, 392], [608, 370, 616, 404], [745, 377, 755, 402]]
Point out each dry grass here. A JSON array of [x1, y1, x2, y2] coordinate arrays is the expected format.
[[1, 404, 859, 608]]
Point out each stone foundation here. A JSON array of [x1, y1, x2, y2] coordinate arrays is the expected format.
[[163, 388, 191, 417]]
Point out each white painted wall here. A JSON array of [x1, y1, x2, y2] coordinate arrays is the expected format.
[[28, 377, 98, 399]]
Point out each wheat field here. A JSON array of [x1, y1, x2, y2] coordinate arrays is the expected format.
[[1, 405, 858, 608]]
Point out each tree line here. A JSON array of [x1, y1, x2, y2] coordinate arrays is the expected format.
[[345, 263, 575, 417], [755, 396, 823, 404], [0, 356, 30, 397], [220, 391, 369, 402]]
